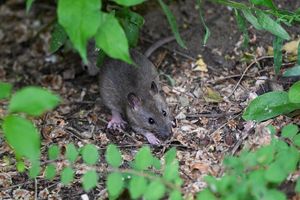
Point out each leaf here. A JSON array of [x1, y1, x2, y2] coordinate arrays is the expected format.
[[250, 0, 275, 9], [273, 36, 283, 74], [144, 180, 165, 200], [293, 134, 300, 147], [95, 12, 132, 64], [45, 164, 56, 180], [29, 161, 41, 178], [81, 144, 99, 165], [26, 0, 34, 12], [129, 175, 147, 199], [114, 0, 145, 7], [16, 160, 25, 172], [163, 160, 179, 181], [298, 40, 300, 65], [8, 86, 60, 116], [82, 170, 99, 192], [289, 81, 300, 103], [283, 65, 300, 77], [65, 143, 79, 163], [48, 145, 60, 160], [157, 0, 187, 49], [50, 23, 68, 53], [264, 189, 286, 200], [295, 178, 300, 193], [281, 124, 298, 138], [169, 190, 182, 200], [61, 167, 74, 185], [242, 9, 263, 30], [256, 11, 290, 40], [3, 115, 40, 161], [265, 163, 287, 183], [195, 0, 211, 45], [57, 0, 101, 63], [235, 9, 249, 48], [164, 147, 177, 165], [106, 144, 122, 168], [107, 172, 124, 198], [242, 91, 300, 122], [196, 189, 216, 200], [0, 82, 12, 99], [133, 146, 153, 170]]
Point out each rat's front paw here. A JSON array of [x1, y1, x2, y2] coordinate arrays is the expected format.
[[107, 118, 127, 130], [145, 132, 161, 145]]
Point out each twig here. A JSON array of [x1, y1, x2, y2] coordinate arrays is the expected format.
[[34, 178, 38, 200]]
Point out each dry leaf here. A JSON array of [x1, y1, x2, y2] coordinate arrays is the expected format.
[[193, 56, 208, 72], [203, 87, 223, 103], [191, 162, 209, 173], [283, 39, 300, 55]]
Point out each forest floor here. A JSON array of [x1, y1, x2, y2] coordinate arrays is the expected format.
[[0, 0, 300, 199]]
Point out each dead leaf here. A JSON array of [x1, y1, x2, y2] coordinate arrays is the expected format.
[[191, 162, 209, 173], [193, 56, 208, 72], [283, 39, 300, 56], [203, 87, 223, 103]]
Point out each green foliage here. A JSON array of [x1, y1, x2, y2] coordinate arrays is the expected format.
[[81, 144, 99, 165], [114, 0, 145, 7], [45, 164, 56, 180], [65, 143, 79, 163], [0, 82, 12, 99], [105, 144, 122, 168], [48, 145, 60, 160], [129, 175, 147, 199], [26, 0, 34, 12], [61, 167, 74, 185], [196, 0, 211, 45], [82, 170, 99, 192], [144, 180, 166, 200], [50, 23, 68, 53], [8, 86, 60, 116], [29, 161, 41, 178], [283, 65, 300, 77], [132, 146, 153, 170], [197, 124, 300, 200], [288, 81, 300, 103], [107, 172, 124, 198], [273, 36, 283, 74]]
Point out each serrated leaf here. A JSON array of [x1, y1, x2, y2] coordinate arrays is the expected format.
[[29, 161, 40, 178], [283, 65, 300, 77], [129, 175, 147, 199], [164, 147, 177, 165], [82, 170, 99, 192], [144, 180, 165, 200], [281, 124, 298, 138], [133, 146, 153, 170], [257, 11, 290, 40], [242, 91, 300, 122], [169, 190, 182, 200], [81, 144, 99, 165], [114, 0, 145, 6], [107, 172, 124, 198], [197, 189, 216, 200], [61, 167, 74, 185], [106, 144, 122, 168], [265, 163, 287, 183], [45, 164, 56, 180], [273, 36, 283, 74], [289, 81, 300, 103], [0, 82, 12, 99], [66, 143, 78, 163], [48, 145, 60, 160], [57, 0, 101, 63], [157, 0, 186, 49], [50, 23, 68, 53], [95, 12, 132, 64], [242, 9, 263, 30], [3, 115, 40, 161], [250, 0, 275, 9], [163, 160, 179, 181], [8, 86, 60, 116]]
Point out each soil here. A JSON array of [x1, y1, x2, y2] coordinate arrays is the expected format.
[[0, 0, 300, 199]]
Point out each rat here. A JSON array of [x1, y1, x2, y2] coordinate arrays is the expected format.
[[97, 50, 174, 145]]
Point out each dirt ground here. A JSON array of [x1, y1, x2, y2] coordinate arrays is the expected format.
[[0, 0, 300, 199]]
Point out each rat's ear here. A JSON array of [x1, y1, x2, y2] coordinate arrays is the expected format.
[[150, 81, 159, 95], [127, 93, 141, 109]]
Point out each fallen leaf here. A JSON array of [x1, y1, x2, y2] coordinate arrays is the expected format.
[[191, 162, 209, 173], [193, 56, 208, 72], [203, 87, 223, 103], [283, 39, 300, 55]]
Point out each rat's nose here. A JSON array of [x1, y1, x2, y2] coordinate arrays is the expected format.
[[160, 126, 173, 140]]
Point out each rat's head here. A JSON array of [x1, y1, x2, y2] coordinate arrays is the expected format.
[[126, 81, 174, 140]]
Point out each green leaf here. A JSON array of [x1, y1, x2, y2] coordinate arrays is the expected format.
[[281, 124, 299, 138], [50, 23, 68, 53], [163, 160, 179, 181], [169, 190, 182, 200], [144, 180, 165, 200], [107, 172, 124, 198], [197, 189, 216, 200], [256, 11, 290, 40], [298, 41, 300, 65], [48, 145, 60, 160], [250, 0, 275, 9], [45, 164, 56, 180], [57, 0, 101, 63], [242, 9, 263, 30], [289, 81, 300, 103], [267, 125, 276, 135], [29, 161, 40, 178], [277, 147, 299, 173], [265, 163, 287, 183], [273, 36, 283, 74], [95, 12, 132, 64], [129, 175, 147, 199], [82, 170, 99, 192], [106, 144, 122, 168], [61, 167, 74, 185], [242, 91, 300, 122], [3, 115, 40, 161], [26, 0, 34, 12], [293, 134, 300, 147], [164, 147, 177, 165], [295, 178, 300, 193], [264, 189, 286, 200], [157, 0, 187, 49], [0, 82, 12, 99], [235, 9, 249, 48], [256, 145, 274, 164], [152, 157, 161, 170], [114, 0, 145, 6], [133, 146, 153, 170], [65, 143, 79, 163], [283, 65, 300, 77], [195, 0, 211, 45], [81, 144, 99, 165], [16, 160, 26, 172], [8, 86, 60, 116]]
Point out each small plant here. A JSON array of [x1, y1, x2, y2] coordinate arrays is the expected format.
[[197, 123, 300, 200]]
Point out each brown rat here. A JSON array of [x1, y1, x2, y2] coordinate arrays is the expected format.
[[98, 50, 174, 145]]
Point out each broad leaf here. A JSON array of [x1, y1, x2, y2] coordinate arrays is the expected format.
[[107, 172, 124, 198], [106, 144, 122, 168], [29, 161, 41, 178], [164, 147, 177, 165], [129, 175, 147, 199], [95, 12, 132, 64], [197, 189, 216, 200], [50, 23, 68, 53], [133, 146, 153, 170], [81, 144, 99, 165], [283, 65, 300, 77], [144, 180, 165, 200], [242, 91, 300, 122], [0, 82, 12, 99], [65, 143, 79, 163], [163, 160, 179, 181], [57, 0, 101, 63], [281, 124, 298, 138], [169, 190, 182, 200], [45, 164, 56, 180], [82, 170, 99, 192], [9, 86, 60, 116], [114, 0, 145, 6], [61, 167, 74, 185], [288, 81, 300, 103], [264, 189, 286, 200], [48, 145, 60, 160]]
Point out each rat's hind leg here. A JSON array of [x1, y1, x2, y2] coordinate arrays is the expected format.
[[107, 110, 127, 130]]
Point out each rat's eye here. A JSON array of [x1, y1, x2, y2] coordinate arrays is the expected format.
[[162, 110, 167, 116], [148, 118, 155, 124]]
